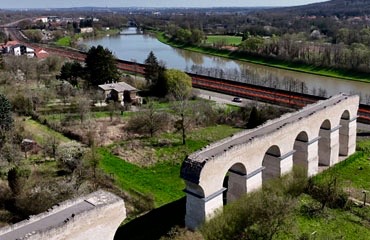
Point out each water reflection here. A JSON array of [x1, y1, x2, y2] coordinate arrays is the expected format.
[[173, 48, 204, 65], [84, 31, 370, 104]]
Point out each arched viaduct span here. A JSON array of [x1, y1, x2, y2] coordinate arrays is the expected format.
[[180, 93, 359, 229]]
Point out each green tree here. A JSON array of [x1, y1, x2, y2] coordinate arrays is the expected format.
[[11, 94, 33, 116], [164, 69, 192, 100], [190, 29, 205, 45], [0, 94, 13, 136], [56, 61, 83, 87], [83, 146, 101, 179], [144, 51, 167, 96], [8, 167, 30, 196], [84, 45, 120, 86], [246, 106, 261, 129]]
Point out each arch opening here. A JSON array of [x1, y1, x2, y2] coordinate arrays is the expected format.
[[293, 131, 309, 175], [222, 163, 247, 205], [318, 119, 331, 166], [339, 110, 351, 156], [262, 145, 281, 184]]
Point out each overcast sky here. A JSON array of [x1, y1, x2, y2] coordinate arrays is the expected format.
[[2, 0, 328, 9]]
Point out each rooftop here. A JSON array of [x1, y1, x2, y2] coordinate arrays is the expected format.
[[98, 82, 137, 92]]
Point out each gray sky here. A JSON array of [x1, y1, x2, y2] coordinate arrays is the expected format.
[[3, 0, 328, 9]]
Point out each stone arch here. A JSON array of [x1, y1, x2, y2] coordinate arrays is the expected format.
[[223, 162, 247, 204], [318, 119, 332, 166], [293, 131, 309, 174], [339, 110, 351, 156], [262, 145, 281, 184]]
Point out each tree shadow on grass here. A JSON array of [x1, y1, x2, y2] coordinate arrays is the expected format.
[[114, 197, 186, 240]]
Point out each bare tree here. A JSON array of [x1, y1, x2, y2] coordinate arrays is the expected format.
[[126, 100, 170, 137]]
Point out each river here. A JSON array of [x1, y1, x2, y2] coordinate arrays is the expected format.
[[84, 28, 370, 104]]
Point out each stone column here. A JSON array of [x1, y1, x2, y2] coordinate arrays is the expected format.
[[263, 150, 294, 183], [294, 137, 319, 176], [319, 126, 340, 166], [279, 150, 294, 176], [246, 167, 264, 193], [184, 188, 225, 230], [339, 117, 357, 157], [307, 137, 319, 176]]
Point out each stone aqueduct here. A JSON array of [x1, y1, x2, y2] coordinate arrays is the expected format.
[[181, 93, 359, 229]]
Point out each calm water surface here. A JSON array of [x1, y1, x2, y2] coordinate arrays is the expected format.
[[84, 29, 370, 103]]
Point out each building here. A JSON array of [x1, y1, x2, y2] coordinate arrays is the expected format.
[[11, 44, 35, 57], [98, 82, 142, 105]]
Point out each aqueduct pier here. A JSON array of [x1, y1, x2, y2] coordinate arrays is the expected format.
[[181, 93, 359, 229]]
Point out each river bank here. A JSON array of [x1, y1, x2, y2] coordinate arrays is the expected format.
[[155, 32, 370, 83]]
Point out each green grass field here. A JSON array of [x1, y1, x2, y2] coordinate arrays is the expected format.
[[286, 194, 370, 240], [24, 118, 71, 144], [99, 125, 242, 206], [205, 35, 243, 45], [55, 36, 72, 47]]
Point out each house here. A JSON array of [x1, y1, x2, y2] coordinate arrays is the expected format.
[[1, 40, 19, 53], [80, 27, 94, 33], [11, 44, 35, 58], [98, 82, 142, 105], [1, 41, 35, 58]]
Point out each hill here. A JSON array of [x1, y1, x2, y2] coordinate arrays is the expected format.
[[280, 0, 370, 16]]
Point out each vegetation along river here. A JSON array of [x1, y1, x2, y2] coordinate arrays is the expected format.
[[84, 28, 370, 104]]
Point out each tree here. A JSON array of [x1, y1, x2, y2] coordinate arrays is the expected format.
[[83, 145, 102, 179], [164, 69, 193, 145], [72, 95, 91, 123], [84, 45, 120, 86], [56, 61, 83, 87], [57, 141, 86, 173], [0, 94, 13, 138], [42, 136, 59, 159], [126, 100, 169, 137], [144, 51, 167, 97], [246, 106, 261, 129], [8, 167, 30, 196], [164, 69, 192, 100], [11, 93, 33, 116]]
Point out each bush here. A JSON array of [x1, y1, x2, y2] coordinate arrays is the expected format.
[[201, 177, 298, 240], [306, 174, 349, 210], [56, 141, 86, 173]]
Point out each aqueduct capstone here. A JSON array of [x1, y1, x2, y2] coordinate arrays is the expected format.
[[0, 190, 126, 240], [180, 93, 359, 229]]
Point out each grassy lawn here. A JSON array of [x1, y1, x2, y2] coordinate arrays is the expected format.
[[282, 195, 370, 240], [280, 139, 370, 239], [205, 35, 242, 45], [55, 36, 72, 47], [99, 125, 242, 207], [312, 139, 370, 198], [23, 118, 71, 144]]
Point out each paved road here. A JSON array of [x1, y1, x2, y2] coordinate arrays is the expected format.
[[190, 94, 349, 162], [196, 88, 269, 107], [0, 201, 95, 240]]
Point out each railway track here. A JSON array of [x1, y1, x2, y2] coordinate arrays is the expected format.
[[7, 27, 370, 123]]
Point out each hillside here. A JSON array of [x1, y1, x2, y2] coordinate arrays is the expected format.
[[280, 0, 370, 16]]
